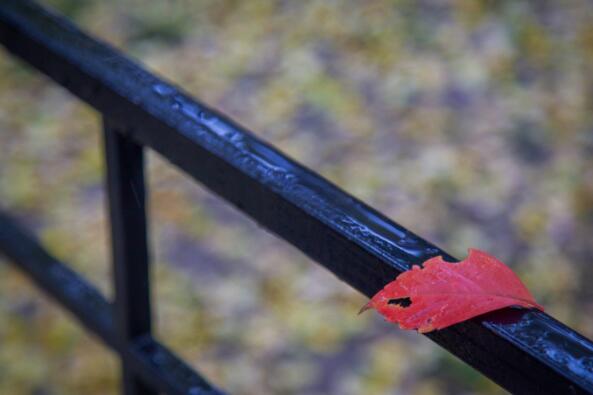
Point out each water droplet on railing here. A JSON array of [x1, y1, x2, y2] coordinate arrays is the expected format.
[[152, 82, 175, 96], [181, 104, 200, 121]]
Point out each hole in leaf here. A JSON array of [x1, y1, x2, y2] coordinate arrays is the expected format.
[[388, 297, 411, 308]]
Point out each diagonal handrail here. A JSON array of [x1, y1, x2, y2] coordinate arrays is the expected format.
[[0, 0, 592, 394], [0, 212, 224, 395]]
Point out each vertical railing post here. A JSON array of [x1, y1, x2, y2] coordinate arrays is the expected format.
[[103, 118, 157, 395]]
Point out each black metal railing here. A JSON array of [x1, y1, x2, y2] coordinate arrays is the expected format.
[[0, 1, 592, 394]]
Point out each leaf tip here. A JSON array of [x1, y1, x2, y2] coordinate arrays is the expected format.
[[358, 302, 373, 315]]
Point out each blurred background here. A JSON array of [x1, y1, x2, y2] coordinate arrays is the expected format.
[[1, 0, 593, 394]]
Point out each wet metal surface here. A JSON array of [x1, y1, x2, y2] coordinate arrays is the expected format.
[[0, 0, 592, 394]]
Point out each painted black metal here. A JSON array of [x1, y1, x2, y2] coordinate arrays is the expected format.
[[0, 0, 591, 394], [0, 211, 115, 347], [104, 118, 156, 395], [0, 212, 224, 395]]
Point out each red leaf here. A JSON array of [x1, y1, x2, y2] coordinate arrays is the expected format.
[[360, 248, 543, 333]]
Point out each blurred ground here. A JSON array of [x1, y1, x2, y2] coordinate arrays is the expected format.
[[1, 1, 593, 394]]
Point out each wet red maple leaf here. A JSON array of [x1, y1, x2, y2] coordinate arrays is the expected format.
[[360, 248, 544, 333]]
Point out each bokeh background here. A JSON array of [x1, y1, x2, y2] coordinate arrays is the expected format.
[[1, 0, 593, 394]]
